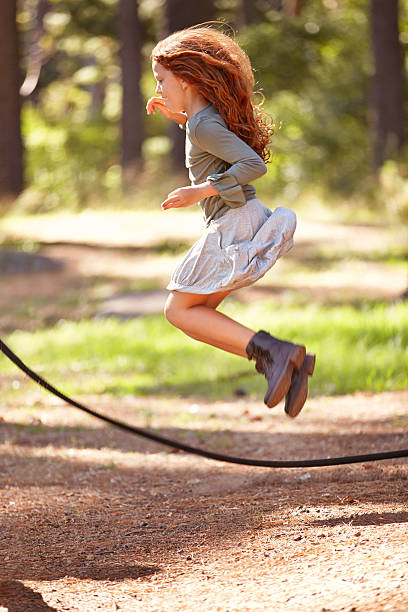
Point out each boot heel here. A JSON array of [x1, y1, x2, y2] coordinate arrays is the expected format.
[[284, 352, 316, 418], [290, 345, 306, 370], [306, 353, 316, 376], [264, 344, 306, 408]]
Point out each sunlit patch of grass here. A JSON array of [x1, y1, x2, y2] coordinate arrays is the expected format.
[[294, 248, 408, 271], [1, 301, 407, 402], [0, 239, 41, 253], [150, 239, 191, 256]]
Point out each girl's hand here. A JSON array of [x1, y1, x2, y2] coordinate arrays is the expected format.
[[161, 186, 200, 210], [161, 182, 218, 211], [146, 96, 187, 125]]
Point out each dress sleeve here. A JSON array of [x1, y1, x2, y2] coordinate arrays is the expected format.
[[192, 117, 267, 208]]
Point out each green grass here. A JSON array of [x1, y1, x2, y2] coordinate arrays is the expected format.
[[1, 301, 407, 401]]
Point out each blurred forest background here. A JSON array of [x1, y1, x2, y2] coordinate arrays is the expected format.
[[2, 8, 408, 610], [1, 0, 407, 219], [0, 0, 408, 404]]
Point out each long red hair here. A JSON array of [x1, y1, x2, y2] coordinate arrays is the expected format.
[[151, 25, 273, 163]]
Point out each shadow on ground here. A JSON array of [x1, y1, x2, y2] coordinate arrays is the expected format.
[[0, 580, 59, 611], [1, 417, 407, 459]]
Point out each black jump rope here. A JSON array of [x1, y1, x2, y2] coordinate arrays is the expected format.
[[1, 337, 407, 468]]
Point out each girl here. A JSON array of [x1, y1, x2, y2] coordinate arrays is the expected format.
[[146, 25, 315, 417]]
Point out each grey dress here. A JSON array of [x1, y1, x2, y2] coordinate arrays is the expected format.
[[166, 104, 296, 294]]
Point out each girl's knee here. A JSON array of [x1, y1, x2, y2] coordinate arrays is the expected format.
[[164, 296, 183, 327], [163, 300, 175, 325], [164, 291, 208, 328]]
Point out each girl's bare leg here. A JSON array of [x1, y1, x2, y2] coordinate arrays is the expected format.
[[165, 290, 310, 414], [164, 290, 254, 358]]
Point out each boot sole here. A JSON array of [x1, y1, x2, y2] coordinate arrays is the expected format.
[[264, 344, 306, 408], [285, 353, 316, 418]]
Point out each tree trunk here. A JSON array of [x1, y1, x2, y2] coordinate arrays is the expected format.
[[370, 0, 405, 170], [118, 0, 144, 190], [0, 0, 24, 201], [239, 0, 259, 26], [164, 0, 215, 173], [82, 55, 106, 119], [283, 0, 306, 16]]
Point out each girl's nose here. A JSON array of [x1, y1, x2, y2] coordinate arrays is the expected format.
[[155, 84, 161, 95]]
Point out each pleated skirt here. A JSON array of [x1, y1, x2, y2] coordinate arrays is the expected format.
[[166, 198, 296, 295]]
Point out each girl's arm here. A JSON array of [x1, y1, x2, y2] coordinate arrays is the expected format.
[[158, 115, 268, 212], [146, 96, 187, 125], [192, 117, 267, 209], [161, 181, 217, 211]]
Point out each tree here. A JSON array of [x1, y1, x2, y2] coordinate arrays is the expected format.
[[0, 0, 24, 201], [240, 0, 259, 26], [283, 0, 306, 17], [118, 0, 144, 190], [370, 0, 405, 170]]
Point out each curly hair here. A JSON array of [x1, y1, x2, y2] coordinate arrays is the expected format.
[[151, 25, 273, 163]]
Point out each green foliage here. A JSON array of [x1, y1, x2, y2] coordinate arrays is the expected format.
[[239, 0, 375, 197], [378, 160, 408, 223], [20, 105, 119, 212], [2, 302, 407, 400], [15, 0, 408, 211]]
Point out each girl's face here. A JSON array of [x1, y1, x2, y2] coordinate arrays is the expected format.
[[152, 61, 187, 113]]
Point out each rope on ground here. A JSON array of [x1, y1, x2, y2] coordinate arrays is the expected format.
[[1, 338, 407, 469]]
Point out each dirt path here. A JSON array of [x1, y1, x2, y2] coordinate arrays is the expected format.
[[1, 212, 407, 609], [1, 211, 407, 332], [1, 389, 408, 611]]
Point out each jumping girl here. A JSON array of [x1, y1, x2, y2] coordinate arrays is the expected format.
[[146, 25, 315, 417]]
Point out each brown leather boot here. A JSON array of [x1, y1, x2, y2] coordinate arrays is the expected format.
[[284, 353, 316, 418], [246, 330, 306, 408]]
